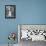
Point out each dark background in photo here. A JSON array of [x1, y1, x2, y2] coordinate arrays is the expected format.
[[5, 5, 16, 19]]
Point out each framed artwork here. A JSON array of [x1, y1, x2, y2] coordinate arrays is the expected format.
[[5, 5, 16, 19], [18, 24, 46, 42]]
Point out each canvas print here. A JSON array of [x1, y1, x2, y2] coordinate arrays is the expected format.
[[5, 5, 16, 19], [18, 25, 46, 46]]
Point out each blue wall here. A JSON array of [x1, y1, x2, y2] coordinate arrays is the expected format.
[[0, 0, 17, 44], [17, 0, 46, 24], [0, 0, 46, 44]]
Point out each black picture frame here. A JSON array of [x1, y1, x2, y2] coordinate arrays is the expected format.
[[5, 5, 16, 19]]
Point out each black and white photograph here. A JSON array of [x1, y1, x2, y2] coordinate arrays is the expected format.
[[5, 5, 16, 19], [18, 24, 46, 46]]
